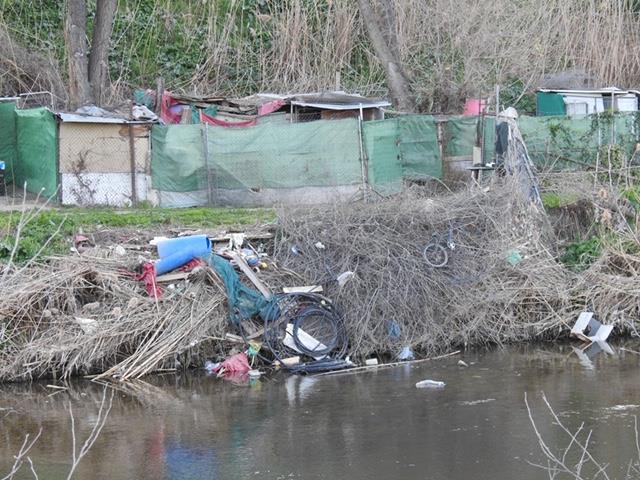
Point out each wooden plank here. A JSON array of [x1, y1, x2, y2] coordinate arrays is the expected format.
[[210, 232, 274, 242], [156, 272, 190, 283], [274, 356, 301, 367], [224, 333, 244, 343], [282, 285, 323, 294], [230, 251, 272, 299]]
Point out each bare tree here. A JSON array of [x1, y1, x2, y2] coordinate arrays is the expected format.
[[65, 0, 91, 108], [88, 0, 118, 106], [358, 0, 415, 112], [65, 0, 117, 108]]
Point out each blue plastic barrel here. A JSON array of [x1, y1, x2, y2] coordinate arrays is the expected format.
[[155, 245, 211, 276], [156, 234, 211, 259]]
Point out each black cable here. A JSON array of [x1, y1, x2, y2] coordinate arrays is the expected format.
[[261, 292, 349, 373]]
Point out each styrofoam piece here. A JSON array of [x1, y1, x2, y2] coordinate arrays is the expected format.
[[571, 312, 614, 343], [283, 323, 327, 360]]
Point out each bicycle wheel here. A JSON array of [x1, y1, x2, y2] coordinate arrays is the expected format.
[[422, 242, 448, 268]]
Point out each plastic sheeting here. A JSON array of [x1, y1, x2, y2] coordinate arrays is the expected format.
[[14, 108, 58, 197]]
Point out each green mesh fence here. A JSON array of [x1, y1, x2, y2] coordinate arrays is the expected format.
[[151, 119, 365, 206], [206, 118, 362, 190], [518, 113, 640, 170], [0, 102, 16, 181], [363, 119, 402, 194], [444, 116, 495, 163], [14, 108, 58, 197], [151, 112, 640, 206], [151, 125, 206, 193], [397, 115, 441, 179]]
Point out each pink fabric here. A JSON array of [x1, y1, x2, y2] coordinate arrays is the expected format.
[[463, 98, 487, 116], [160, 93, 182, 124], [161, 91, 284, 127], [215, 352, 251, 374], [257, 99, 285, 116], [137, 262, 163, 299]]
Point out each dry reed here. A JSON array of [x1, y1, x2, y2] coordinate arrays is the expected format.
[[0, 250, 228, 382]]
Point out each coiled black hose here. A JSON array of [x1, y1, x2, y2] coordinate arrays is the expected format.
[[260, 292, 349, 373]]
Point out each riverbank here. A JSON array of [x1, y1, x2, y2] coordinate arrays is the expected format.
[[0, 173, 639, 382]]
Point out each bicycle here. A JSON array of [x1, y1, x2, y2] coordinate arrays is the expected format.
[[422, 223, 455, 268]]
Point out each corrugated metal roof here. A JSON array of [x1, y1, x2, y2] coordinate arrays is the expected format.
[[290, 100, 391, 110], [253, 91, 391, 110], [538, 87, 640, 96], [56, 113, 148, 124]]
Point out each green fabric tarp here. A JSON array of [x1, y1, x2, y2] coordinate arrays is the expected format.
[[151, 125, 206, 192], [206, 118, 362, 190], [517, 113, 640, 170], [397, 116, 441, 179], [445, 116, 495, 163], [14, 108, 57, 197], [0, 102, 16, 181], [363, 116, 442, 194], [151, 119, 363, 193], [536, 92, 566, 116], [363, 119, 403, 194]]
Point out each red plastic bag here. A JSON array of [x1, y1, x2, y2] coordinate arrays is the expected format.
[[215, 352, 250, 375]]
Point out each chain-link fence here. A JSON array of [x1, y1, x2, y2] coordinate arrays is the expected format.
[[58, 121, 151, 207]]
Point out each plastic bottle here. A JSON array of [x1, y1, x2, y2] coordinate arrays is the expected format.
[[415, 379, 446, 389]]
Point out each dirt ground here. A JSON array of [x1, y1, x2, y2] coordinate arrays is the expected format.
[[0, 186, 51, 212]]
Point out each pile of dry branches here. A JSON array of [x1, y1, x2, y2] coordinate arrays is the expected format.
[[0, 250, 228, 382], [272, 168, 640, 359], [273, 178, 575, 358]]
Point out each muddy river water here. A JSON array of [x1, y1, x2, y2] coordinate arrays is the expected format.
[[1, 342, 639, 480]]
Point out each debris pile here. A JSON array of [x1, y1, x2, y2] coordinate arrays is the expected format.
[[2, 171, 640, 382], [273, 178, 572, 358], [0, 251, 228, 382]]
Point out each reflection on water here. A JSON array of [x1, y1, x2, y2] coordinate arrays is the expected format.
[[1, 342, 640, 480]]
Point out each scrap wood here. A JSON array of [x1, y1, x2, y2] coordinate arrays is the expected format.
[[156, 271, 191, 283], [312, 350, 461, 377], [211, 232, 274, 243], [282, 285, 323, 293], [229, 251, 272, 299], [274, 356, 301, 367]]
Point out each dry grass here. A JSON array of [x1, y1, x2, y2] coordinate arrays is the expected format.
[[272, 167, 640, 359], [0, 25, 66, 106], [5, 1, 640, 111], [0, 250, 229, 382], [1, 172, 640, 380]]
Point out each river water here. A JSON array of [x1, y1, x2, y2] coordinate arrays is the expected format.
[[1, 342, 639, 480]]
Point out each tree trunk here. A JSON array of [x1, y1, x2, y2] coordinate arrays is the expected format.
[[358, 0, 415, 112], [65, 0, 92, 108], [88, 0, 117, 106]]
